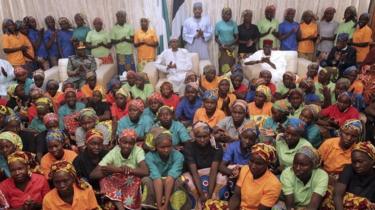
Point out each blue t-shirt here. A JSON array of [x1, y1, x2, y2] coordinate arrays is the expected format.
[[28, 29, 48, 58], [215, 20, 238, 45], [175, 97, 202, 122], [278, 21, 299, 50], [44, 29, 59, 57], [222, 141, 251, 165], [57, 30, 75, 58]]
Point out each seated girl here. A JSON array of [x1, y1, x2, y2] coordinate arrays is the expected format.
[[299, 104, 323, 148], [343, 66, 364, 95], [145, 106, 190, 151], [200, 65, 219, 91], [318, 119, 362, 178], [121, 70, 136, 90], [130, 72, 154, 102], [288, 88, 305, 117], [318, 92, 360, 137], [110, 88, 130, 122], [333, 78, 366, 112], [80, 71, 104, 99], [248, 85, 273, 118], [32, 70, 45, 90], [259, 70, 276, 95], [314, 68, 335, 108], [327, 142, 375, 210], [73, 129, 107, 191], [0, 131, 24, 180], [27, 87, 44, 123], [86, 90, 111, 121], [299, 78, 320, 105], [142, 132, 191, 210], [14, 67, 34, 96], [281, 146, 328, 210], [143, 92, 164, 122], [219, 124, 257, 184], [230, 71, 248, 100], [42, 160, 99, 209], [36, 113, 60, 161], [0, 151, 50, 209], [40, 129, 77, 178], [57, 88, 85, 131], [75, 108, 111, 152], [276, 118, 312, 169], [176, 82, 202, 126], [6, 84, 29, 112], [274, 72, 297, 100], [193, 90, 225, 128], [217, 77, 237, 115], [116, 99, 153, 141], [216, 99, 253, 143], [105, 77, 122, 104], [229, 143, 282, 210], [160, 81, 180, 110], [261, 100, 292, 144], [90, 129, 149, 210], [29, 97, 54, 133], [183, 121, 226, 209], [44, 79, 63, 109]]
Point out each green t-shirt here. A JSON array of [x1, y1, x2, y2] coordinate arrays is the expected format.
[[257, 18, 279, 49], [281, 167, 328, 207], [99, 145, 145, 169], [335, 20, 356, 44], [276, 137, 312, 168], [110, 23, 134, 55], [86, 29, 111, 57]]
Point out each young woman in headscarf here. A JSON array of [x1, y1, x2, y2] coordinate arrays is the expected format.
[[110, 88, 130, 122], [299, 104, 322, 148], [182, 121, 227, 209], [248, 85, 273, 121], [134, 18, 158, 71], [298, 10, 318, 61], [42, 160, 99, 209], [176, 82, 202, 126], [0, 151, 49, 209], [80, 71, 105, 99], [0, 131, 23, 180], [229, 143, 281, 210], [75, 108, 111, 152], [130, 72, 154, 102], [35, 112, 60, 161], [335, 6, 357, 42], [14, 66, 34, 96], [351, 13, 373, 63], [116, 99, 154, 141], [86, 17, 113, 64], [317, 7, 338, 60], [86, 89, 111, 122], [29, 97, 54, 133], [200, 65, 220, 92], [26, 87, 44, 123], [43, 16, 59, 66], [215, 7, 238, 75], [281, 146, 328, 209], [57, 88, 86, 131], [318, 119, 362, 181], [90, 129, 148, 210], [278, 8, 299, 51], [160, 81, 180, 110], [288, 88, 305, 117], [40, 129, 77, 178], [144, 106, 190, 151], [274, 71, 297, 100], [105, 77, 122, 104], [72, 13, 90, 46], [142, 132, 191, 210], [322, 142, 375, 209], [276, 118, 312, 169], [217, 77, 237, 115], [193, 90, 226, 128], [143, 92, 164, 122], [73, 128, 107, 191], [57, 17, 75, 58]]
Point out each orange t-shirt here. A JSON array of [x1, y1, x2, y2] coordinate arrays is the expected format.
[[80, 84, 105, 98], [248, 102, 273, 116], [193, 107, 225, 128], [2, 33, 34, 66], [352, 25, 373, 62], [40, 149, 77, 178], [236, 166, 281, 210], [134, 28, 158, 62], [201, 76, 219, 91], [42, 184, 99, 210], [298, 22, 318, 54], [349, 80, 364, 94], [217, 93, 237, 110], [318, 137, 353, 174]]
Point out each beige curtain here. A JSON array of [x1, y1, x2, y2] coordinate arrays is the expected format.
[[0, 0, 371, 64]]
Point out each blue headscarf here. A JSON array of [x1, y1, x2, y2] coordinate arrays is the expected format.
[[202, 90, 218, 101], [46, 129, 65, 142], [286, 117, 306, 132]]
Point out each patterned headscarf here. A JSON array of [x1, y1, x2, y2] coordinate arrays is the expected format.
[[272, 99, 292, 114], [119, 129, 137, 140], [251, 143, 277, 164], [33, 70, 45, 78], [7, 151, 42, 175], [46, 129, 65, 142], [239, 120, 258, 136], [0, 131, 23, 150], [145, 127, 169, 151], [303, 104, 321, 121], [192, 121, 218, 149], [340, 119, 363, 135], [43, 113, 59, 125], [296, 146, 321, 168], [256, 85, 272, 102], [0, 105, 11, 116], [157, 105, 174, 116], [4, 114, 21, 125], [86, 129, 103, 143], [7, 84, 18, 98], [286, 117, 306, 132], [353, 141, 375, 160], [128, 99, 145, 112], [202, 90, 218, 101], [231, 99, 247, 112], [107, 77, 121, 92], [79, 108, 98, 122], [7, 151, 30, 165], [49, 160, 89, 189], [115, 88, 130, 98], [35, 97, 53, 110], [147, 92, 163, 104]]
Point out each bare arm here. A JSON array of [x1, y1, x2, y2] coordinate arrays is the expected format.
[[229, 186, 241, 210], [306, 192, 324, 210], [208, 161, 220, 198], [333, 182, 346, 210]]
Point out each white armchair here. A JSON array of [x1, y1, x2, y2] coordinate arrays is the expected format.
[[143, 52, 211, 88]]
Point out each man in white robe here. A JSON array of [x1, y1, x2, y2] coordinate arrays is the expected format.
[[0, 59, 15, 97], [154, 38, 193, 94], [182, 2, 212, 60], [244, 39, 287, 85]]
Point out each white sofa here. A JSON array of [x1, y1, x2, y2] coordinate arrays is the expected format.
[[241, 50, 312, 81], [143, 52, 211, 88], [44, 58, 117, 92]]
